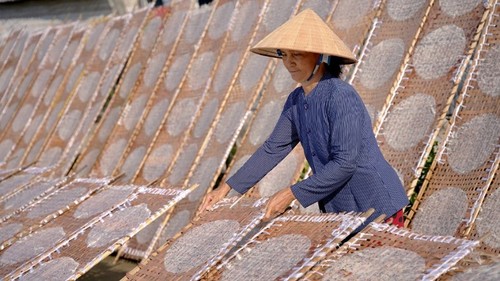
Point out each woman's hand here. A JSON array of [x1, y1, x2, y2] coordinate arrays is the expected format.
[[197, 182, 232, 215], [263, 187, 296, 222]]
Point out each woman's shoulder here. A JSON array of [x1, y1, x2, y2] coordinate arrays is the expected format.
[[324, 76, 355, 91], [280, 87, 303, 112], [320, 77, 358, 99], [285, 86, 303, 102]]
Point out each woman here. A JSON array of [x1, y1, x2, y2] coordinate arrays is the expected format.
[[200, 9, 408, 226]]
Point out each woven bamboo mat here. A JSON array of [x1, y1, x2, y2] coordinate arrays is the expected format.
[[329, 0, 382, 81], [114, 0, 224, 184], [0, 29, 22, 109], [8, 17, 126, 171], [440, 215, 500, 281], [349, 0, 432, 124], [163, 0, 301, 193], [0, 177, 111, 278], [123, 197, 265, 281], [0, 29, 13, 57], [126, 0, 302, 262], [374, 1, 490, 195], [2, 27, 87, 171], [0, 30, 31, 116], [123, 0, 265, 260], [200, 210, 370, 280], [1, 28, 58, 128], [0, 28, 57, 136], [21, 13, 137, 177], [54, 11, 149, 178], [0, 171, 39, 199], [102, 0, 220, 260], [129, 0, 239, 186], [4, 184, 193, 280], [167, 0, 281, 205], [0, 177, 66, 221], [0, 24, 74, 168], [441, 162, 498, 281], [0, 23, 73, 141], [407, 1, 500, 244], [438, 259, 500, 281], [0, 183, 135, 279], [0, 29, 23, 76], [80, 8, 169, 180], [8, 18, 110, 170], [329, 0, 380, 55], [1, 183, 134, 252], [123, 0, 218, 187], [0, 23, 77, 176], [465, 164, 500, 258], [76, 4, 180, 179], [129, 0, 261, 188], [0, 176, 87, 248], [109, 1, 192, 187], [299, 221, 479, 281], [0, 178, 109, 251], [157, 1, 256, 190], [73, 6, 175, 180]]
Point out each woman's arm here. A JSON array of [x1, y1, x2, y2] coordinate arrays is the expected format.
[[199, 95, 299, 212], [227, 106, 299, 194]]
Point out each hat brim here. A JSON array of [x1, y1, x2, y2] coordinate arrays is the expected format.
[[249, 9, 358, 65], [250, 47, 357, 65]]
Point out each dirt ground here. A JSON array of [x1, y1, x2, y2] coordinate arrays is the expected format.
[[79, 255, 138, 281]]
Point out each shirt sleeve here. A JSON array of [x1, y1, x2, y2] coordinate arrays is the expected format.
[[226, 96, 300, 194], [290, 86, 363, 207]]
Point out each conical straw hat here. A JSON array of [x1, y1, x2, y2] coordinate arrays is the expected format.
[[250, 9, 357, 64]]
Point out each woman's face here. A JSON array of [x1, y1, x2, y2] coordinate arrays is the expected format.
[[280, 50, 320, 83]]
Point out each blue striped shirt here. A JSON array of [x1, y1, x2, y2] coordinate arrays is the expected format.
[[227, 72, 408, 222]]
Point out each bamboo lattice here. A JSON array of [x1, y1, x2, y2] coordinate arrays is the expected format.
[[2, 27, 87, 170], [349, 0, 432, 125], [125, 0, 218, 188], [0, 178, 110, 277], [5, 17, 109, 170], [200, 210, 371, 280], [0, 29, 23, 77], [128, 0, 303, 262], [80, 8, 169, 180], [437, 168, 500, 280], [329, 0, 382, 81], [5, 185, 193, 280], [0, 24, 74, 170], [124, 197, 266, 281], [0, 29, 56, 142], [299, 222, 479, 280], [0, 176, 68, 221], [374, 1, 490, 196], [1, 27, 59, 130], [114, 0, 193, 187], [407, 1, 499, 245], [5, 18, 111, 170], [0, 30, 31, 118], [54, 11, 148, 177], [0, 178, 110, 249], [20, 12, 141, 177], [124, 0, 259, 260]]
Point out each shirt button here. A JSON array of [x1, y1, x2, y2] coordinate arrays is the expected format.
[[304, 103, 308, 110], [312, 152, 316, 156], [307, 129, 311, 134]]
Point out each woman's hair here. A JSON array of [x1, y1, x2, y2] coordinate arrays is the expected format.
[[326, 56, 342, 78]]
